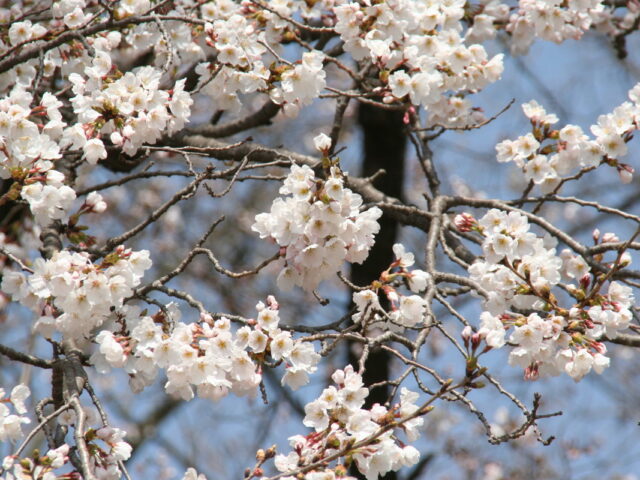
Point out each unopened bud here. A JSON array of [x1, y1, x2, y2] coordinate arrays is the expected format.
[[461, 325, 473, 348], [620, 252, 632, 267], [255, 449, 265, 462], [199, 312, 213, 325], [313, 133, 332, 156], [440, 378, 454, 391], [266, 295, 279, 310], [454, 213, 476, 232], [579, 274, 591, 290], [326, 434, 341, 449], [617, 163, 634, 184], [265, 445, 277, 459], [471, 333, 482, 350], [583, 317, 595, 329]]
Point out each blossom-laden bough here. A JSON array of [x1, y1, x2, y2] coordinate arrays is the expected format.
[[0, 0, 640, 479]]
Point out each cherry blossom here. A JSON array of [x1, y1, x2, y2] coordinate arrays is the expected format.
[[273, 366, 423, 480], [253, 165, 382, 291]]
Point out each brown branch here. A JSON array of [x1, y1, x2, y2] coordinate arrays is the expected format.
[[605, 333, 640, 347], [186, 100, 281, 138], [0, 343, 53, 368]]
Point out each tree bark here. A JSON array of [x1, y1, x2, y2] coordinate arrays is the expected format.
[[349, 102, 406, 480]]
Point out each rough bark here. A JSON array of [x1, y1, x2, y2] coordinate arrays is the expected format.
[[349, 102, 406, 480]]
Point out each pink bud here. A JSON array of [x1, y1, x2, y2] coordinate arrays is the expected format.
[[618, 163, 634, 184], [471, 333, 482, 350], [461, 325, 473, 341], [454, 213, 476, 232], [524, 364, 539, 381], [620, 252, 632, 267], [579, 274, 591, 290], [266, 295, 279, 310], [584, 316, 595, 329], [461, 325, 472, 349]]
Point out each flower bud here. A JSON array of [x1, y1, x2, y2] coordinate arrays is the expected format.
[[617, 163, 634, 184], [471, 332, 482, 350], [461, 325, 473, 348], [313, 133, 332, 156], [265, 445, 277, 459], [579, 274, 590, 290], [620, 252, 632, 267], [454, 213, 476, 232]]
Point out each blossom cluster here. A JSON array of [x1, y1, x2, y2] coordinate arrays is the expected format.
[[89, 426, 133, 479], [0, 84, 76, 226], [198, 34, 326, 118], [496, 82, 640, 191], [352, 244, 430, 330], [60, 406, 132, 479], [2, 0, 622, 161], [273, 366, 423, 480], [1, 425, 131, 480], [1, 6, 194, 160], [2, 445, 69, 480], [253, 164, 382, 292], [0, 385, 30, 443], [505, 0, 607, 55], [193, 0, 506, 122], [1, 247, 152, 341], [335, 0, 504, 123], [91, 296, 321, 401], [457, 209, 635, 380], [459, 209, 561, 315], [1, 402, 132, 480], [195, 14, 270, 113], [197, 3, 335, 117], [65, 53, 193, 159], [125, 11, 205, 69]]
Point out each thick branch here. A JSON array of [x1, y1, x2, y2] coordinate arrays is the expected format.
[[0, 343, 53, 368], [186, 100, 281, 138]]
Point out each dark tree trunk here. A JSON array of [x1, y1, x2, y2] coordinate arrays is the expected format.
[[348, 102, 406, 480]]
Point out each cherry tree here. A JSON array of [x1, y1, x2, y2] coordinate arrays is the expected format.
[[0, 0, 640, 479]]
